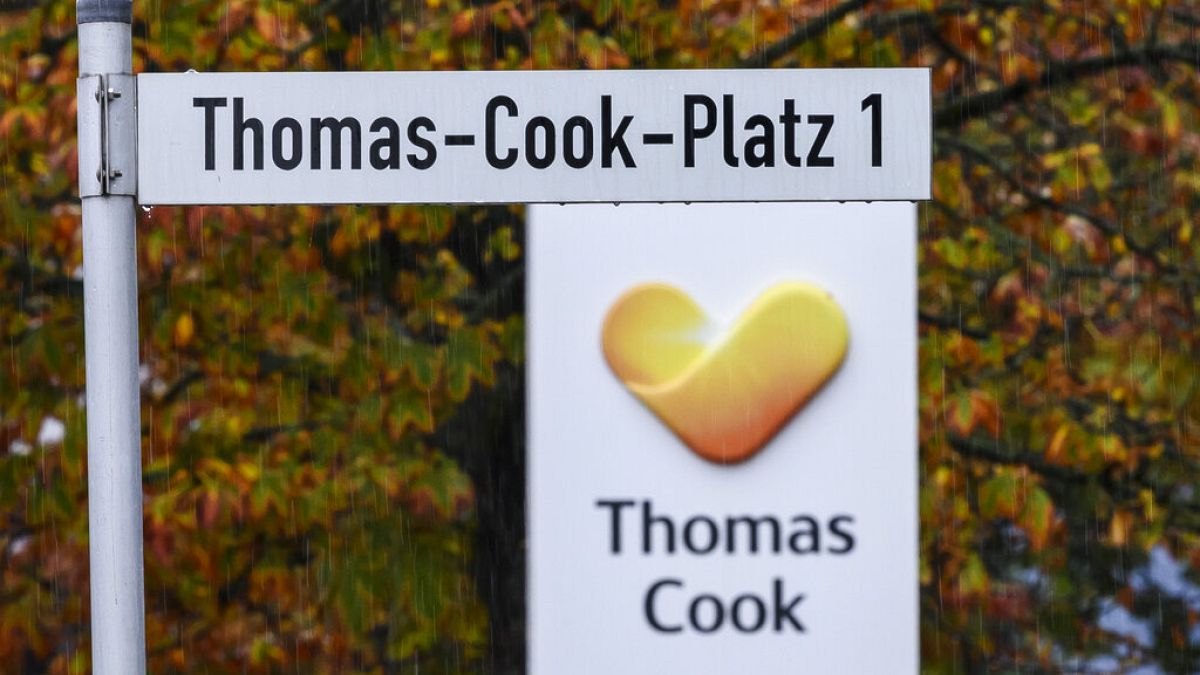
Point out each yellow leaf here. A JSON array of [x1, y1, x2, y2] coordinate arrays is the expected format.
[[958, 553, 989, 597], [1046, 425, 1069, 463], [1108, 510, 1133, 547], [1139, 489, 1156, 523], [173, 313, 195, 347], [1153, 90, 1181, 141], [236, 462, 261, 484]]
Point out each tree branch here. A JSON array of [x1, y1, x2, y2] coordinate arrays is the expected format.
[[948, 434, 1087, 484], [935, 133, 1177, 271], [949, 434, 1200, 531], [918, 310, 992, 340], [934, 42, 1200, 127], [739, 0, 872, 68], [0, 0, 43, 14]]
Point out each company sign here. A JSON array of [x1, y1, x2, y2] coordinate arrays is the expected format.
[[528, 202, 917, 673], [137, 70, 930, 204]]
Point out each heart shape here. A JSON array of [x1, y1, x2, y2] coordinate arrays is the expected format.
[[602, 282, 849, 464]]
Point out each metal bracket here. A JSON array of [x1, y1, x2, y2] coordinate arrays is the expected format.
[[78, 73, 136, 197]]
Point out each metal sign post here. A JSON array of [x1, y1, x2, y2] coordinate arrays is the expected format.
[[76, 2, 146, 674]]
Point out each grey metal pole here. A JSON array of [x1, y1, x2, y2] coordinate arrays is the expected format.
[[76, 1, 146, 673]]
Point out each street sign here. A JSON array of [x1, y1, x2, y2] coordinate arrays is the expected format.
[[137, 69, 930, 205], [528, 202, 917, 674]]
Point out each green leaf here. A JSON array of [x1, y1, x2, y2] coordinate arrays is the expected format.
[[979, 473, 1020, 520], [444, 326, 500, 401], [1020, 486, 1054, 551], [390, 388, 436, 436]]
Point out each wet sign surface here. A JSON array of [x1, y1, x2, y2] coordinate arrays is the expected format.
[[528, 202, 917, 674], [137, 70, 930, 205]]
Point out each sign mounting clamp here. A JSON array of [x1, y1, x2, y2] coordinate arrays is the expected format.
[[77, 73, 137, 197]]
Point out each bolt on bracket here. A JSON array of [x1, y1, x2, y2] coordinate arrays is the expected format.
[[78, 73, 136, 198]]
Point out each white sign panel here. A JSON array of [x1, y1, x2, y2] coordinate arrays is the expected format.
[[528, 202, 917, 674], [137, 70, 929, 205]]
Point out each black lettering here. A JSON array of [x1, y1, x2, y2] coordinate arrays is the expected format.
[[788, 515, 820, 554], [311, 117, 362, 170], [731, 594, 767, 633], [772, 578, 805, 632], [828, 514, 856, 554], [644, 579, 684, 633], [689, 595, 724, 634], [726, 515, 781, 554], [407, 117, 436, 170], [192, 97, 227, 171], [862, 93, 882, 166], [721, 94, 738, 167], [525, 116, 555, 169], [807, 114, 834, 167], [683, 516, 719, 554], [485, 95, 518, 169], [601, 95, 635, 168], [563, 116, 594, 169], [683, 95, 716, 168], [642, 500, 675, 554], [369, 117, 401, 170], [779, 99, 803, 167], [232, 98, 263, 171], [743, 114, 775, 168], [595, 499, 636, 554], [271, 118, 302, 170]]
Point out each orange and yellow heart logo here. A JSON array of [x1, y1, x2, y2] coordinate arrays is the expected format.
[[602, 282, 849, 464]]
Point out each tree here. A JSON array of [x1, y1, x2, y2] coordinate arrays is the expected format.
[[1, 0, 1199, 672]]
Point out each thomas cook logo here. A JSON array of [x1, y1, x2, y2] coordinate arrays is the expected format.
[[602, 282, 849, 464]]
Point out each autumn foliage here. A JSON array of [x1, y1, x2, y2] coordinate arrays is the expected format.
[[2, 0, 1200, 672]]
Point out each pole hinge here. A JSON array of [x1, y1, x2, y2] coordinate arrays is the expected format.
[[78, 73, 136, 198]]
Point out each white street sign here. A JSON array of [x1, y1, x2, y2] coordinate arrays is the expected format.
[[137, 70, 930, 205], [528, 202, 917, 674]]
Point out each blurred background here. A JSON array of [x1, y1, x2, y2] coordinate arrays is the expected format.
[[2, 0, 1199, 672]]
